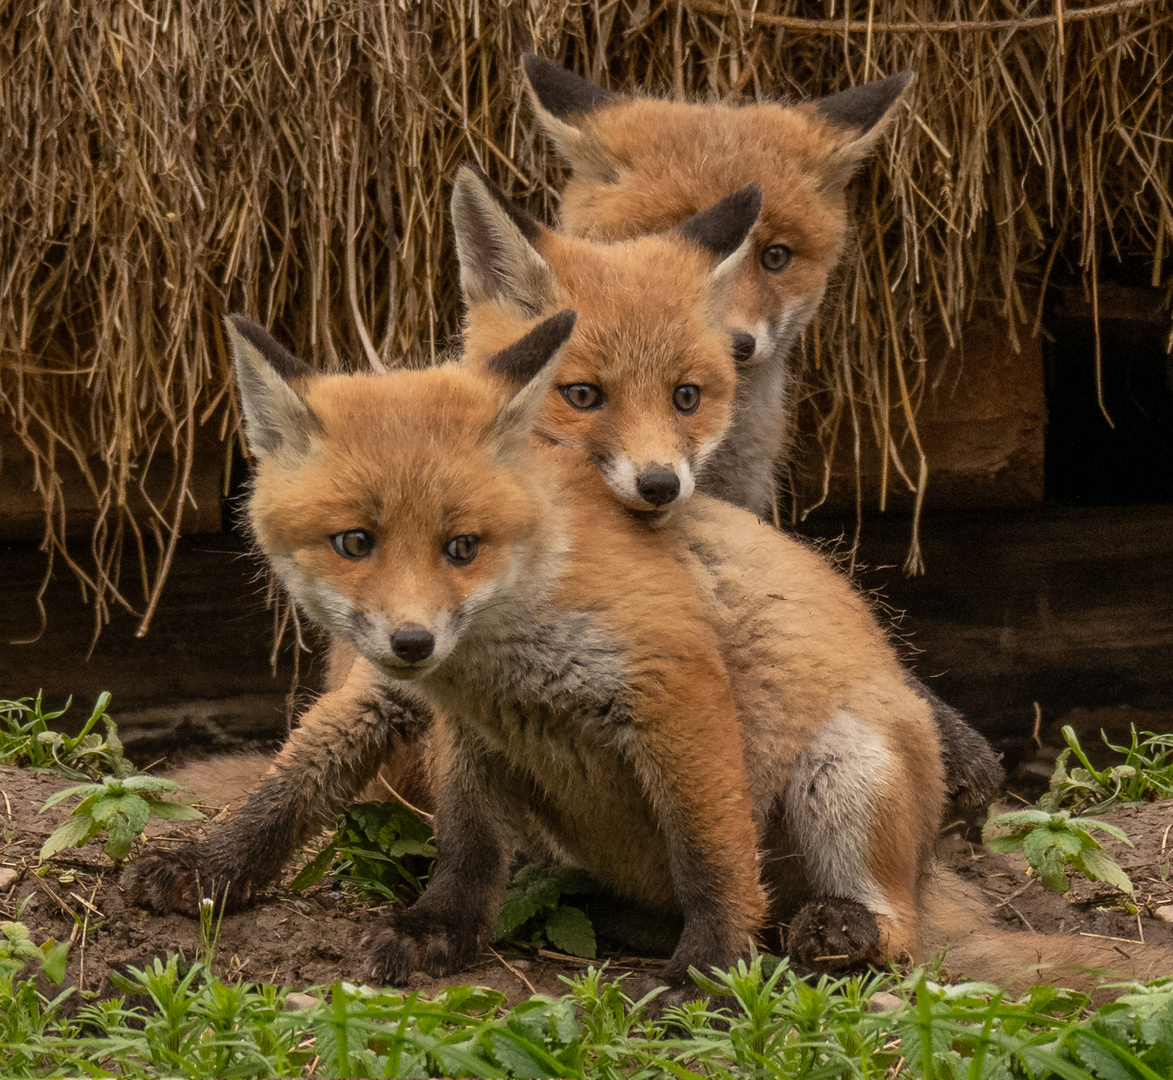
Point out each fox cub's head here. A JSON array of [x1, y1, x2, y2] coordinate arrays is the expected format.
[[226, 311, 576, 678], [452, 165, 760, 517], [522, 54, 912, 369]]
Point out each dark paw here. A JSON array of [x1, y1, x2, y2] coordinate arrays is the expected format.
[[121, 848, 259, 916], [361, 909, 478, 985], [786, 897, 880, 974]]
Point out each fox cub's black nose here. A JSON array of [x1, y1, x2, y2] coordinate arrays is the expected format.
[[731, 331, 756, 364], [391, 625, 435, 663], [636, 467, 680, 507]]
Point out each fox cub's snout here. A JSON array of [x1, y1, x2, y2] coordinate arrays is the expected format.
[[225, 310, 577, 679]]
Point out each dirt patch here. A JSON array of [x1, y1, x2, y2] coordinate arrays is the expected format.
[[3, 764, 1171, 1002]]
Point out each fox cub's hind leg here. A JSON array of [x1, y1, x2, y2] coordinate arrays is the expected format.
[[773, 710, 938, 972], [123, 659, 431, 914]]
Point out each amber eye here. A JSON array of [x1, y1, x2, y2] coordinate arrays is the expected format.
[[331, 529, 374, 559], [444, 534, 479, 566], [560, 383, 604, 410], [673, 385, 701, 414], [761, 244, 792, 272]]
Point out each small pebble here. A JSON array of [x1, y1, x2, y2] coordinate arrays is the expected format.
[[285, 992, 320, 1012], [869, 991, 904, 1013], [0, 868, 18, 890], [1155, 905, 1173, 924]]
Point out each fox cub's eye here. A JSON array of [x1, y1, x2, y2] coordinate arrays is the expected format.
[[444, 534, 479, 566], [673, 385, 701, 414], [332, 529, 374, 559], [560, 383, 604, 410], [761, 244, 792, 272]]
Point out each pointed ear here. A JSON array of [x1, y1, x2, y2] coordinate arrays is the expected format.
[[451, 164, 557, 318], [224, 314, 320, 461], [521, 54, 622, 182], [485, 310, 577, 457], [675, 184, 762, 299], [814, 71, 915, 189], [674, 183, 762, 262]]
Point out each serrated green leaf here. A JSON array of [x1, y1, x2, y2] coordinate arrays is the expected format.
[[987, 809, 1051, 829], [122, 775, 185, 793], [1078, 849, 1134, 893], [39, 814, 99, 860], [39, 783, 104, 810], [103, 813, 138, 860], [1077, 817, 1134, 844], [1035, 846, 1072, 893], [543, 905, 596, 959], [147, 800, 205, 821], [39, 939, 69, 984]]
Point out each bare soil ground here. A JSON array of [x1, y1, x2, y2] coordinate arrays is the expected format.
[[3, 764, 1171, 1006]]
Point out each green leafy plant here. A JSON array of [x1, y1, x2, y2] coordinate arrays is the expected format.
[[291, 800, 436, 901], [494, 863, 601, 959], [1042, 724, 1173, 812], [39, 775, 204, 864], [0, 691, 132, 779], [983, 807, 1134, 894], [0, 921, 69, 985]]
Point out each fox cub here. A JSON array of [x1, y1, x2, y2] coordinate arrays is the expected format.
[[522, 56, 1003, 816], [127, 306, 947, 983]]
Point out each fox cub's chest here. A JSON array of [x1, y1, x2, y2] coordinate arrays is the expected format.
[[428, 606, 636, 771]]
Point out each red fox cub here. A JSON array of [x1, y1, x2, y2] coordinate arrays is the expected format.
[[131, 312, 767, 987], [127, 310, 947, 983], [522, 56, 1004, 818], [523, 53, 911, 519]]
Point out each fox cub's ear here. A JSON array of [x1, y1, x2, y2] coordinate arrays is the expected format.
[[451, 164, 557, 318], [813, 71, 914, 189], [675, 184, 762, 295], [521, 54, 622, 183], [224, 314, 320, 461], [486, 310, 577, 457], [675, 183, 762, 262]]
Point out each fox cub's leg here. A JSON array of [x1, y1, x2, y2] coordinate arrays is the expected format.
[[363, 718, 514, 983], [123, 658, 432, 915], [777, 710, 939, 971]]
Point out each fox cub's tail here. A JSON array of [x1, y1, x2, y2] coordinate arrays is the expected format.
[[923, 867, 1173, 999]]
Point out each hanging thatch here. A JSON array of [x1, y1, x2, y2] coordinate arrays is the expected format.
[[1, 0, 1169, 638]]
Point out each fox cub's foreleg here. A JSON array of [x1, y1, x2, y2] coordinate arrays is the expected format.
[[363, 719, 515, 983], [123, 659, 431, 914]]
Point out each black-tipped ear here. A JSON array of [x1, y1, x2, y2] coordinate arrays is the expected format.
[[486, 309, 578, 387], [225, 313, 314, 380], [522, 54, 616, 120], [814, 71, 914, 134], [675, 184, 763, 261], [451, 164, 556, 316], [486, 311, 578, 457], [225, 314, 320, 461]]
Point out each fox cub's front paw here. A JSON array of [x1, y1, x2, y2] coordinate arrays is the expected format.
[[361, 908, 479, 985], [121, 847, 262, 916], [786, 896, 881, 974]]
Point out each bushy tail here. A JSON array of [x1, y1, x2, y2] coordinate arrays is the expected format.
[[167, 751, 276, 813], [922, 866, 1173, 998]]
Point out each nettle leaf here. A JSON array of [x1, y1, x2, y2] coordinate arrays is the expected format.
[[146, 800, 205, 822], [40, 783, 104, 811], [1077, 818, 1134, 845], [40, 814, 99, 860], [91, 793, 151, 836], [291, 844, 339, 890], [39, 939, 70, 984], [1034, 846, 1072, 894], [1078, 849, 1134, 894], [122, 775, 186, 794], [103, 812, 140, 861], [543, 904, 596, 959], [987, 809, 1051, 830]]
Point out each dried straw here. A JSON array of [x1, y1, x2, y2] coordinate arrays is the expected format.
[[1, 0, 1169, 636]]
